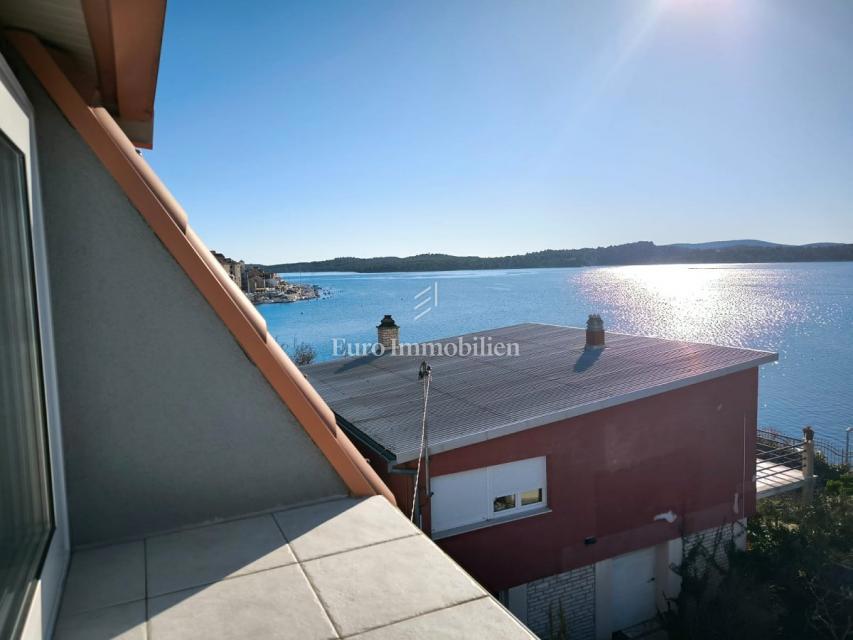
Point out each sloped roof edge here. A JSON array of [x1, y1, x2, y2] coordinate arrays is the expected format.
[[7, 30, 395, 505], [81, 0, 166, 148]]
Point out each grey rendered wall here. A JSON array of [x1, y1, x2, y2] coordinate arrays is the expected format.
[[8, 49, 347, 547]]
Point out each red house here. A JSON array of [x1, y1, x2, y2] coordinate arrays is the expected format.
[[305, 318, 777, 639]]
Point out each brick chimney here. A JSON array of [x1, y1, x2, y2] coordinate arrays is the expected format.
[[377, 315, 400, 350], [585, 314, 605, 349]]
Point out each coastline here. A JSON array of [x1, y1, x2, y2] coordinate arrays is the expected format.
[[248, 282, 324, 305]]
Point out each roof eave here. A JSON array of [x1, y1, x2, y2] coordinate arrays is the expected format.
[[81, 0, 166, 149], [335, 413, 398, 464]]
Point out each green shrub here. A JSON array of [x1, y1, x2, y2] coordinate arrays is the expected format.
[[661, 478, 852, 640]]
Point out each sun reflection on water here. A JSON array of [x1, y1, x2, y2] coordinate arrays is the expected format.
[[574, 264, 807, 349]]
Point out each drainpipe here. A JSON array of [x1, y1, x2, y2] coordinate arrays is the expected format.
[[423, 410, 432, 514], [802, 426, 815, 503]]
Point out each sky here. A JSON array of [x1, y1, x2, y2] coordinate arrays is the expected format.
[[145, 0, 853, 264]]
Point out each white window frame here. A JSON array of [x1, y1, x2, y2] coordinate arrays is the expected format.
[[487, 457, 547, 518], [431, 456, 548, 537], [1, 51, 70, 640]]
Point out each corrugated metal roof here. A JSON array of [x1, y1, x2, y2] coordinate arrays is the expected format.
[[303, 323, 777, 463]]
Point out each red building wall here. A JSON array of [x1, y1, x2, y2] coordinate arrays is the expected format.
[[364, 368, 759, 592]]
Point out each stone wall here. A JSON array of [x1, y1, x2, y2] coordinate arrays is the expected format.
[[682, 519, 747, 578], [526, 565, 595, 639]]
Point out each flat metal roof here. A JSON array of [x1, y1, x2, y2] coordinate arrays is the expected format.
[[303, 323, 777, 463]]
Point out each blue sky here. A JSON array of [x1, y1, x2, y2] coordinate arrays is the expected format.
[[145, 0, 853, 264]]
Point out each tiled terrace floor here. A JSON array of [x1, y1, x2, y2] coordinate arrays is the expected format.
[[53, 496, 533, 639]]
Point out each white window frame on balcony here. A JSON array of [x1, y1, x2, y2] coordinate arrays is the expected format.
[[1, 51, 70, 640], [431, 456, 548, 539]]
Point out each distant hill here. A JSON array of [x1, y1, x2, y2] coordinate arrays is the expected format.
[[667, 239, 846, 250], [667, 239, 786, 250], [263, 241, 853, 274]]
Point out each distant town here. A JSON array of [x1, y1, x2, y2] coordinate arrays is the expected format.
[[211, 250, 322, 305]]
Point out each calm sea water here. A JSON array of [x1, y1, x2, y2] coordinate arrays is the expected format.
[[259, 262, 853, 446]]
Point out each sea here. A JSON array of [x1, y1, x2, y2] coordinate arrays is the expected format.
[[258, 262, 853, 447]]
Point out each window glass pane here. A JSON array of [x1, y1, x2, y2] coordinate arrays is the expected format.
[[0, 131, 53, 638], [520, 488, 543, 506], [493, 494, 516, 512]]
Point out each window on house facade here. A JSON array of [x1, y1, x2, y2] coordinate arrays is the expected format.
[[431, 456, 547, 535], [493, 495, 516, 512], [520, 488, 543, 506]]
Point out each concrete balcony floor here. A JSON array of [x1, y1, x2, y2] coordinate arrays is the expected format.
[[756, 459, 806, 498], [53, 496, 533, 639]]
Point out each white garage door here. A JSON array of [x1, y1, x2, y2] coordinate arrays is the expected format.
[[610, 547, 657, 632]]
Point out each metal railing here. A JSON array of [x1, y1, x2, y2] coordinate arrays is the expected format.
[[813, 434, 848, 468], [756, 429, 805, 486], [759, 427, 850, 470]]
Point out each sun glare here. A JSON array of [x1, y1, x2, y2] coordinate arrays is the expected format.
[[575, 264, 803, 348]]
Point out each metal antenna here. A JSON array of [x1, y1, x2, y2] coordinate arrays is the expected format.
[[411, 361, 432, 524]]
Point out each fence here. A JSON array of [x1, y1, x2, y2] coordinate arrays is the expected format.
[[758, 427, 850, 470], [755, 429, 804, 487]]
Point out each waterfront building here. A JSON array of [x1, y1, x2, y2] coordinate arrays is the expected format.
[[304, 316, 784, 638]]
